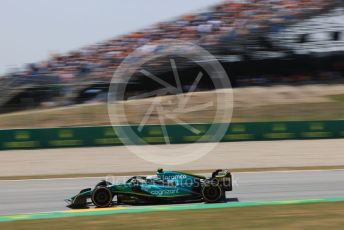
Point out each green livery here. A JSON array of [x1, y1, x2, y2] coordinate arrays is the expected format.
[[66, 169, 232, 208]]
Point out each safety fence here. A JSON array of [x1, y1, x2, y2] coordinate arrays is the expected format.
[[0, 120, 343, 150]]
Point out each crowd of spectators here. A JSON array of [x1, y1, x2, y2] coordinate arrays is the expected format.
[[1, 0, 333, 86]]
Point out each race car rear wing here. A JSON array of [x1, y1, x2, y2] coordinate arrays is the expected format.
[[211, 169, 232, 191]]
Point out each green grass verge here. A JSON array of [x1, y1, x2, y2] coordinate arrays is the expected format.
[[1, 202, 344, 229], [328, 94, 344, 102]]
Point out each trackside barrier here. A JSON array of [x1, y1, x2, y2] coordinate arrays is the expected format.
[[0, 120, 344, 150]]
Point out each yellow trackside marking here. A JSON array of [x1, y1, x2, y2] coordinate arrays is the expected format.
[[276, 200, 311, 205], [10, 215, 32, 220], [65, 207, 127, 213]]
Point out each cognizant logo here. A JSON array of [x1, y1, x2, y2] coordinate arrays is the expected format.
[[162, 175, 187, 180], [151, 189, 179, 196]]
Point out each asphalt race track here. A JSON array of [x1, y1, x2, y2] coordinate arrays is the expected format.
[[1, 170, 344, 216]]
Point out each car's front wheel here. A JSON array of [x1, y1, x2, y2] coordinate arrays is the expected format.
[[91, 187, 113, 208], [95, 180, 112, 188]]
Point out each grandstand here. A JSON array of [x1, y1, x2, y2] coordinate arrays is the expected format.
[[0, 0, 342, 114]]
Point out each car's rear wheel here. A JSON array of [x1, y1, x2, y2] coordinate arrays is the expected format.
[[91, 187, 113, 208], [202, 184, 223, 203]]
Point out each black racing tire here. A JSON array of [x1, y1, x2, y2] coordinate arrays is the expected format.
[[202, 184, 223, 203], [91, 187, 113, 208], [95, 180, 112, 188]]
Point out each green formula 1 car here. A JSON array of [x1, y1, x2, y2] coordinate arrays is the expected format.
[[66, 169, 232, 208]]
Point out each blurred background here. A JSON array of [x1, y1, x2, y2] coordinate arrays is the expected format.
[[1, 2, 344, 228], [0, 0, 343, 128]]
